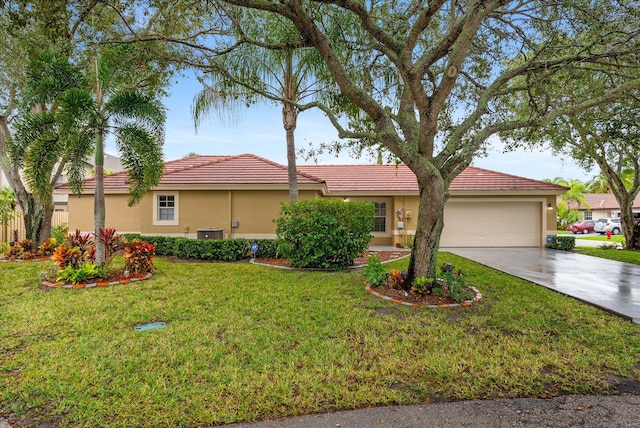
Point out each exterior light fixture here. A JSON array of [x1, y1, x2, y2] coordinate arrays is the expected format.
[[547, 203, 553, 210]]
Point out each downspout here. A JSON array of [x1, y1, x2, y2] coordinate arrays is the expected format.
[[228, 190, 232, 239]]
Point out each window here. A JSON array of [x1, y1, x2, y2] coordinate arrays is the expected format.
[[158, 195, 175, 220], [153, 192, 179, 226], [373, 202, 386, 232], [583, 211, 592, 220]]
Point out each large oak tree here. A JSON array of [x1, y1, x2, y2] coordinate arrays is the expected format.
[[188, 0, 640, 280]]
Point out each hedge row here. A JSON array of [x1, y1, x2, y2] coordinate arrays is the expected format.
[[546, 235, 576, 251], [122, 234, 280, 261]]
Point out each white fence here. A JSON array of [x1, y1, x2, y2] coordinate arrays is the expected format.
[[1, 211, 69, 242]]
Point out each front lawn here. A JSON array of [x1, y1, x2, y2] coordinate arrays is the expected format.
[[1, 255, 639, 427], [576, 247, 640, 264], [577, 235, 625, 242]]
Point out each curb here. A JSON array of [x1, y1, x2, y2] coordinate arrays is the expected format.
[[42, 273, 153, 289], [365, 284, 482, 308]]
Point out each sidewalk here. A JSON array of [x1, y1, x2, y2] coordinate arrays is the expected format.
[[222, 395, 640, 428]]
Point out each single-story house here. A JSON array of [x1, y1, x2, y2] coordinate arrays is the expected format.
[[563, 193, 640, 221], [61, 153, 566, 247]]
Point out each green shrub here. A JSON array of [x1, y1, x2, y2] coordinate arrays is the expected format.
[[434, 264, 475, 302], [249, 239, 281, 258], [363, 255, 385, 286], [546, 235, 576, 251], [411, 276, 433, 295], [126, 235, 174, 256], [276, 199, 374, 269], [123, 235, 247, 260], [51, 224, 68, 244], [56, 262, 101, 284], [124, 239, 155, 273], [598, 242, 623, 250], [170, 237, 245, 260]]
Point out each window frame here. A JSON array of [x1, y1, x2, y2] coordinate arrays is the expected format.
[[152, 191, 179, 226], [372, 201, 387, 233]]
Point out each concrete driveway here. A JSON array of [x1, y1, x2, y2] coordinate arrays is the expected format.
[[444, 247, 640, 324]]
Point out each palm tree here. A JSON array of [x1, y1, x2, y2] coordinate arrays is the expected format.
[[90, 50, 166, 264], [563, 179, 591, 211], [586, 172, 612, 193], [11, 50, 166, 265], [192, 13, 334, 203], [10, 53, 96, 243]]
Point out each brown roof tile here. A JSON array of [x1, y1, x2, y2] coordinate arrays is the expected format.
[[565, 193, 640, 210], [299, 164, 567, 193], [61, 155, 565, 194], [70, 154, 325, 190]]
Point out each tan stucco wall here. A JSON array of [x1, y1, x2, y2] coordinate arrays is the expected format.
[[67, 190, 561, 247], [67, 194, 142, 233], [69, 189, 319, 239]]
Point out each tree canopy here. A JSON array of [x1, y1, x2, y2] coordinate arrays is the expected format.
[[142, 0, 640, 279]]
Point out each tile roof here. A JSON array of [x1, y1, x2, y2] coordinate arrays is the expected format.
[[450, 166, 567, 192], [299, 164, 567, 193], [565, 193, 640, 210], [298, 164, 417, 192], [69, 154, 325, 190], [60, 154, 566, 194]]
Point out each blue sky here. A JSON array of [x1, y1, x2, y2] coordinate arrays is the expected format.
[[116, 73, 594, 182]]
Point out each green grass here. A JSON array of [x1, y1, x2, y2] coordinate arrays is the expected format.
[[576, 247, 640, 264], [1, 256, 639, 427], [579, 235, 625, 242]]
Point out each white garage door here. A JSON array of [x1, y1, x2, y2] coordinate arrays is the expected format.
[[440, 200, 541, 247]]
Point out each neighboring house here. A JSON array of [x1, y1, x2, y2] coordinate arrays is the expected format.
[[1, 153, 124, 212], [562, 193, 640, 220], [60, 153, 566, 247]]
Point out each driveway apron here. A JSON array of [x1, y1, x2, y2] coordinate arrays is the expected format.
[[444, 247, 640, 324]]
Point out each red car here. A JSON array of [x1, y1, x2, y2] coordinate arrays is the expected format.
[[567, 220, 596, 234]]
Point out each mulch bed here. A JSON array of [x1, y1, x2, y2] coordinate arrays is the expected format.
[[42, 269, 152, 289], [368, 285, 467, 306]]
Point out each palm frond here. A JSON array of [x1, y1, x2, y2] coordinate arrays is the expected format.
[[105, 91, 166, 139], [114, 125, 164, 206], [23, 53, 88, 109], [63, 129, 96, 197], [10, 111, 58, 167], [56, 88, 97, 135], [23, 133, 65, 206]]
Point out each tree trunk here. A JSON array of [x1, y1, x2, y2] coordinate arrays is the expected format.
[[23, 196, 54, 244], [94, 127, 106, 265], [406, 174, 447, 285], [282, 50, 299, 204], [283, 102, 299, 203], [619, 193, 640, 250], [0, 115, 53, 244]]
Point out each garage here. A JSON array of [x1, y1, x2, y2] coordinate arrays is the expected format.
[[440, 199, 543, 247]]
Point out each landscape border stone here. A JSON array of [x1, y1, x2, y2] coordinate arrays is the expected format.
[[365, 284, 482, 308], [42, 273, 153, 289]]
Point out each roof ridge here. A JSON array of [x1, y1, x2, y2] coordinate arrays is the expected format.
[[161, 155, 231, 177], [243, 153, 325, 184]]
